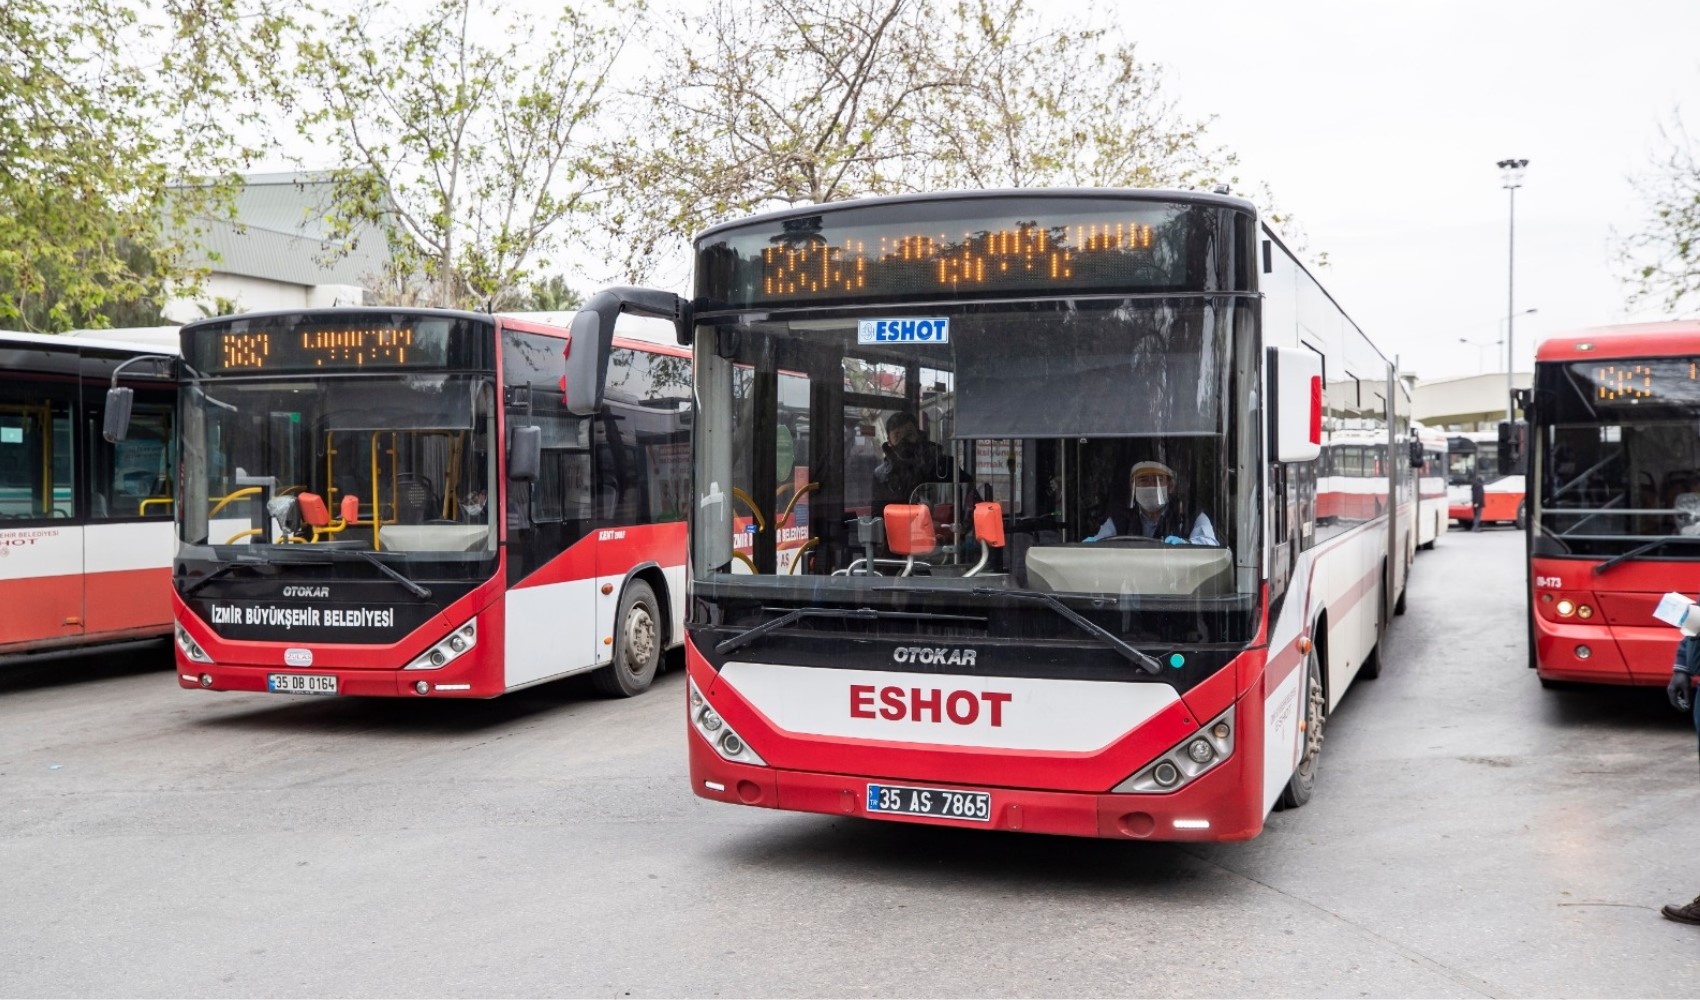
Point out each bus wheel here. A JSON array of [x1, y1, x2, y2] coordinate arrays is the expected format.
[[1394, 585, 1408, 616], [1278, 647, 1326, 810], [1515, 501, 1527, 531], [594, 580, 661, 698]]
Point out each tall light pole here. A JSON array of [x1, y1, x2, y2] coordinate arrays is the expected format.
[[1458, 335, 1500, 374], [1498, 157, 1529, 422]]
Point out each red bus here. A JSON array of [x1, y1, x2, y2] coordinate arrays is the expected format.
[[107, 306, 689, 698], [1446, 429, 1526, 528], [1412, 422, 1449, 549], [584, 189, 1417, 841], [1526, 322, 1700, 687], [1, 331, 176, 659]]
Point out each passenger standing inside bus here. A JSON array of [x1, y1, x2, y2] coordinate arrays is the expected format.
[[1470, 473, 1486, 532], [1084, 460, 1217, 545], [1662, 631, 1700, 924]]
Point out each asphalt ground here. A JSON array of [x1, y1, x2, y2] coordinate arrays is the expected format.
[[2, 525, 1695, 998]]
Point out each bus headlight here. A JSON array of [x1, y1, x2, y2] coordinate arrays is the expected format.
[[176, 625, 213, 663], [1114, 707, 1234, 794], [689, 678, 766, 766], [1555, 599, 1575, 618], [406, 619, 477, 670]]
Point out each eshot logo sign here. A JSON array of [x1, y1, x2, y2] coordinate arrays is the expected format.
[[858, 317, 950, 345]]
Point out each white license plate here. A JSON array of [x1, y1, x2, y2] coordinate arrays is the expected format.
[[866, 783, 991, 822], [267, 673, 337, 695]]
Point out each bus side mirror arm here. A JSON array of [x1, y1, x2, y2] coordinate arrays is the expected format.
[[564, 287, 690, 416]]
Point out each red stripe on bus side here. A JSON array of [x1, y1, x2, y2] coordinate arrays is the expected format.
[[83, 567, 173, 635]]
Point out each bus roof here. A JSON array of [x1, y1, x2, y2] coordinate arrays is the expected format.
[[0, 328, 180, 356], [693, 187, 1258, 241], [1537, 321, 1700, 363]]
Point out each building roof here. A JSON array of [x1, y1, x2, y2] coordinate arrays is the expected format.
[[171, 172, 396, 288]]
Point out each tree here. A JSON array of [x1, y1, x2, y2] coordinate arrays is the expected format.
[[293, 0, 634, 310], [596, 0, 1245, 283], [1622, 116, 1700, 314], [0, 0, 291, 332]]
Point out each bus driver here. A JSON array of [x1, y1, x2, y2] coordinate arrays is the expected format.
[[1084, 460, 1218, 545]]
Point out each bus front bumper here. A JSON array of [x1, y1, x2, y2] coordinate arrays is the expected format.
[[1534, 617, 1673, 686], [686, 725, 1265, 842]]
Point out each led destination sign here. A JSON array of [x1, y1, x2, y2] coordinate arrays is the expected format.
[[187, 315, 466, 374], [695, 196, 1246, 308], [1577, 360, 1700, 406]]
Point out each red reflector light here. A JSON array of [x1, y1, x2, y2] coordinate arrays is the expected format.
[[1308, 375, 1323, 445]]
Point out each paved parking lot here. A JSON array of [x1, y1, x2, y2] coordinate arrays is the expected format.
[[2, 528, 1695, 998]]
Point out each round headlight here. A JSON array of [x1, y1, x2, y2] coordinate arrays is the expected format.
[[701, 710, 723, 732], [414, 680, 430, 695], [1555, 599, 1575, 617], [1153, 761, 1180, 787], [448, 635, 467, 653], [1577, 605, 1594, 620], [1187, 738, 1214, 763], [429, 649, 447, 667], [720, 732, 744, 756], [1211, 722, 1231, 741]]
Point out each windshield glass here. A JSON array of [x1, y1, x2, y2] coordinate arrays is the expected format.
[[1536, 358, 1700, 556], [691, 297, 1259, 645], [179, 374, 498, 579]]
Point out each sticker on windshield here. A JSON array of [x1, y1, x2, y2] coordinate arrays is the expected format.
[[858, 318, 950, 345]]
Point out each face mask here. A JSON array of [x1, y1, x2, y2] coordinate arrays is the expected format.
[[1134, 484, 1168, 512]]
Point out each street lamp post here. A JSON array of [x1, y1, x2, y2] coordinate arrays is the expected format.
[[1498, 157, 1529, 421], [1458, 335, 1500, 374]]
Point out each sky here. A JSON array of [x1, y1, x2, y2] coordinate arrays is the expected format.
[[1111, 0, 1699, 380], [281, 0, 1699, 381]]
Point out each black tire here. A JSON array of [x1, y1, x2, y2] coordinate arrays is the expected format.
[[592, 580, 661, 697], [1359, 643, 1383, 680], [1278, 646, 1326, 810], [1394, 584, 1408, 616], [1515, 500, 1527, 531]]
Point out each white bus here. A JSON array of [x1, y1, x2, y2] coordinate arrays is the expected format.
[[1412, 421, 1449, 549], [1, 331, 177, 659], [582, 188, 1418, 840]]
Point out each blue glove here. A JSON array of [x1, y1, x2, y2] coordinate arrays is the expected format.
[[1082, 535, 1099, 544], [1163, 535, 1187, 545]]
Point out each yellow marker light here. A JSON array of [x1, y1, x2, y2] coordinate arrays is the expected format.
[[1577, 605, 1594, 620], [1555, 599, 1575, 617]]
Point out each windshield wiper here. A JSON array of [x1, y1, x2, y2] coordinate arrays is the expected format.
[[347, 550, 432, 599], [1592, 535, 1700, 576], [715, 606, 984, 657], [973, 587, 1164, 675], [179, 558, 267, 598]]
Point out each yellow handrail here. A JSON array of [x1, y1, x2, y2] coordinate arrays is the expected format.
[[208, 487, 260, 517], [731, 487, 766, 531], [787, 537, 819, 575], [224, 528, 261, 544], [731, 550, 759, 574], [139, 497, 175, 516]]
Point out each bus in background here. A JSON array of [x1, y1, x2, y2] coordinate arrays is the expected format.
[[1, 331, 177, 659], [114, 307, 690, 699], [1412, 422, 1449, 549], [583, 188, 1414, 841], [1525, 322, 1700, 688], [1446, 428, 1526, 528]]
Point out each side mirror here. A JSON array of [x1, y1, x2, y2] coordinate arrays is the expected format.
[[1408, 438, 1424, 469], [508, 425, 541, 481], [1268, 346, 1323, 463], [103, 387, 134, 443]]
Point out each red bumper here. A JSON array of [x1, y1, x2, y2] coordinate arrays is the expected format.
[[1534, 616, 1673, 686], [686, 701, 1266, 842]]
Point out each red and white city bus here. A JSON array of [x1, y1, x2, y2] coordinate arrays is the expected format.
[[1446, 429, 1526, 528], [583, 189, 1416, 840], [1525, 322, 1700, 687], [1, 331, 177, 659], [110, 307, 690, 698], [1412, 421, 1449, 549]]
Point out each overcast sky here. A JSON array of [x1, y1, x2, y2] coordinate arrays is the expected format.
[[1118, 0, 1699, 380]]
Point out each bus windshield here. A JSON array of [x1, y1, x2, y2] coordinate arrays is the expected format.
[[691, 298, 1259, 643], [1536, 358, 1700, 555], [179, 373, 499, 578]]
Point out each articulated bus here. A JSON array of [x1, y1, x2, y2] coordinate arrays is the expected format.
[[1413, 422, 1449, 549], [1, 331, 177, 659], [115, 307, 690, 698], [580, 189, 1417, 841], [1525, 322, 1700, 687], [1446, 428, 1526, 528]]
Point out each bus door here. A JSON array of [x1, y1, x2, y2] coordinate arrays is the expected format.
[[83, 385, 175, 636], [0, 386, 82, 646]]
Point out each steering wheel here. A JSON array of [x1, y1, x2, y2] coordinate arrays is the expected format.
[[1097, 534, 1169, 545]]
